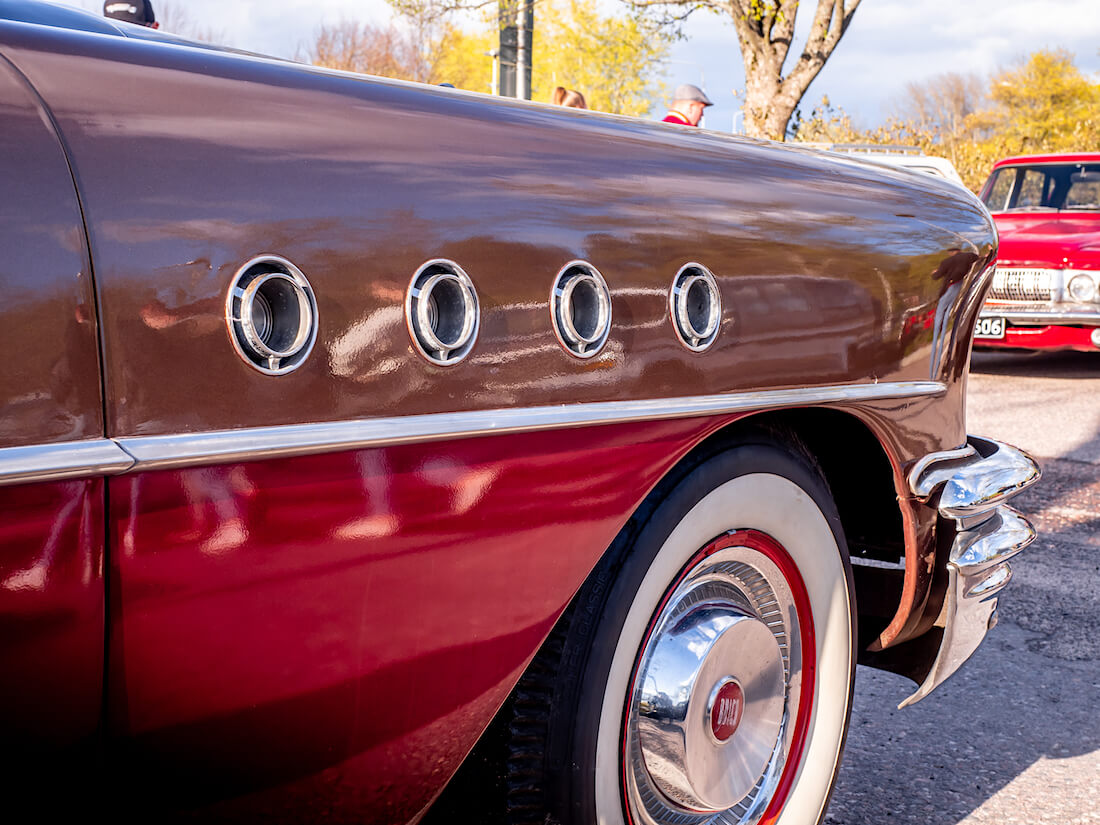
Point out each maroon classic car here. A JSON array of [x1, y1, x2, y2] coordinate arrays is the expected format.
[[0, 3, 1040, 824], [976, 152, 1100, 351]]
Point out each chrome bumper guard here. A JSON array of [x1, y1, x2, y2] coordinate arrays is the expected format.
[[899, 436, 1041, 708], [978, 307, 1100, 327]]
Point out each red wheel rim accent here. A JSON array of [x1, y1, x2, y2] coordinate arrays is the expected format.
[[620, 529, 817, 825]]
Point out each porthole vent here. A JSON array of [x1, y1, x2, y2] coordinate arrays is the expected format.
[[669, 263, 721, 352], [406, 259, 480, 365], [226, 255, 318, 375], [551, 261, 612, 359]]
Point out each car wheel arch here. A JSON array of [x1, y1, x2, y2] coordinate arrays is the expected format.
[[423, 407, 918, 824]]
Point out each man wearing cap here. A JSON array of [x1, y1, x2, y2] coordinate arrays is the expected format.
[[663, 84, 713, 127], [103, 1, 158, 28]]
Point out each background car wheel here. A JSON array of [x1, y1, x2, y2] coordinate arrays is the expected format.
[[428, 433, 856, 825]]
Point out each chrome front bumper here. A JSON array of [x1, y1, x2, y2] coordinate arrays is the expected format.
[[978, 306, 1100, 326], [899, 436, 1041, 708]]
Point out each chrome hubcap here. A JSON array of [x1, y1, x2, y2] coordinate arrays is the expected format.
[[625, 541, 804, 825]]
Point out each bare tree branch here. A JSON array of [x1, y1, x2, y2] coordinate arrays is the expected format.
[[388, 0, 499, 22], [156, 0, 229, 45], [627, 0, 864, 139], [302, 19, 429, 82]]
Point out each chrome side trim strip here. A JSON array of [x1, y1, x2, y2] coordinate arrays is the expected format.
[[119, 381, 946, 472], [850, 557, 906, 571], [0, 381, 944, 482], [0, 439, 134, 487]]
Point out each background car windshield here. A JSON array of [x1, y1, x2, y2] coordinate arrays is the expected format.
[[983, 163, 1100, 212]]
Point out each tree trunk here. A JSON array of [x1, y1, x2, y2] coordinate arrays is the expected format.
[[711, 0, 862, 140], [742, 71, 801, 141]]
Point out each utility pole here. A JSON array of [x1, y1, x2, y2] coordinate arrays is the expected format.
[[515, 0, 530, 100], [498, 0, 533, 99], [488, 48, 500, 96]]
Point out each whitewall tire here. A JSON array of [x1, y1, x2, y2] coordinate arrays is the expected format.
[[424, 435, 856, 825]]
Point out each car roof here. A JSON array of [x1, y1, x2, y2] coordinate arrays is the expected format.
[[816, 148, 965, 185], [993, 153, 1100, 168]]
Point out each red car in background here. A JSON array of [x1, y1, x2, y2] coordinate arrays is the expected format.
[[976, 152, 1100, 352]]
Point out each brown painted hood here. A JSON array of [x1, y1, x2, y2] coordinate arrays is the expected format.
[[1, 15, 994, 451]]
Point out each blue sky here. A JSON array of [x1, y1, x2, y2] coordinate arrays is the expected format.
[[58, 0, 1100, 132]]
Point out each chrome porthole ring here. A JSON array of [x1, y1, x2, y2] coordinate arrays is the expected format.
[[226, 255, 319, 375], [406, 259, 480, 366], [670, 263, 722, 352], [551, 260, 612, 359]]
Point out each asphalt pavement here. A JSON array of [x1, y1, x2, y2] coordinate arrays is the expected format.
[[825, 350, 1100, 825]]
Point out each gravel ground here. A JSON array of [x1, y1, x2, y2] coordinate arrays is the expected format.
[[825, 350, 1100, 825]]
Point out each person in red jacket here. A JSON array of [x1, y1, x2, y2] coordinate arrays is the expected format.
[[662, 84, 713, 126]]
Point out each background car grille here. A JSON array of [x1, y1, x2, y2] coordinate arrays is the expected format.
[[988, 268, 1054, 301]]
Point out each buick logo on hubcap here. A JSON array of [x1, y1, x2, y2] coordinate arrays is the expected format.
[[710, 680, 745, 742]]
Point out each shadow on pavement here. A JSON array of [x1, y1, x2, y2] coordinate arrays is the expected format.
[[827, 372, 1100, 824], [827, 627, 1100, 825], [970, 349, 1100, 378]]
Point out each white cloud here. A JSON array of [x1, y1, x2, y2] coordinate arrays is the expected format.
[[55, 0, 393, 55]]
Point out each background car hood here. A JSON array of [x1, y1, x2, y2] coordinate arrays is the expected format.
[[993, 213, 1100, 270]]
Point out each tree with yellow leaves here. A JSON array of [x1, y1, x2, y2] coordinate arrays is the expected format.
[[303, 16, 494, 90], [532, 0, 669, 115], [790, 50, 1100, 193], [432, 26, 495, 92], [382, 0, 671, 114], [973, 49, 1100, 155]]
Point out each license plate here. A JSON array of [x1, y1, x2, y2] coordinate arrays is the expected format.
[[974, 316, 1006, 339]]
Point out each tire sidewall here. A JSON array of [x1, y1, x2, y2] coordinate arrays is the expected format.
[[559, 442, 857, 825]]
